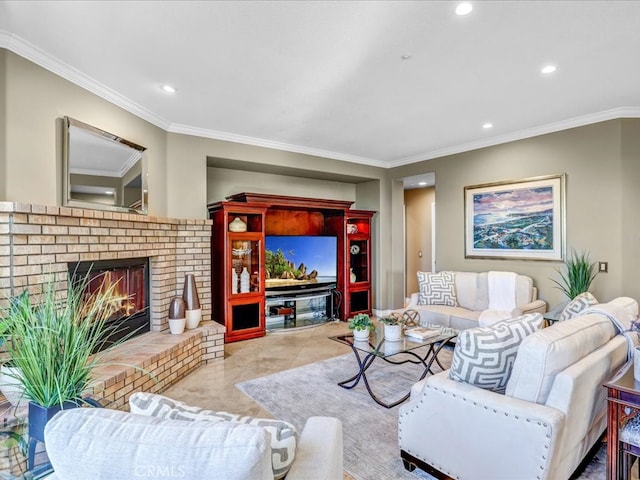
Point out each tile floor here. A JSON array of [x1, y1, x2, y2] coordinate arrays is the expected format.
[[163, 320, 353, 418]]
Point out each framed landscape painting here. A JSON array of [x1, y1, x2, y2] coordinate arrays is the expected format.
[[464, 174, 565, 261]]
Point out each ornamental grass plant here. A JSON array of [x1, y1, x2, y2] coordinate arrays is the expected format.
[[0, 271, 131, 408], [551, 250, 599, 300]]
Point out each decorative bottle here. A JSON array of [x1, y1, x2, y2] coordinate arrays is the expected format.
[[240, 267, 250, 293], [231, 268, 238, 294]]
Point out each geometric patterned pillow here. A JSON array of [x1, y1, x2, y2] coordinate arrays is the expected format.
[[417, 271, 457, 307], [129, 392, 297, 479], [559, 291, 598, 321], [448, 313, 544, 393]]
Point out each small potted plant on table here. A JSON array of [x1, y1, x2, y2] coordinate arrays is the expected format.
[[348, 313, 375, 341], [379, 314, 405, 341]]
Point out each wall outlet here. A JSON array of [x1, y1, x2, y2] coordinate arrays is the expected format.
[[598, 261, 608, 273]]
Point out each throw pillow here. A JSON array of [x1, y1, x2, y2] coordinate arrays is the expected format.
[[560, 292, 598, 321], [130, 392, 297, 479], [448, 313, 544, 393], [417, 271, 457, 307]]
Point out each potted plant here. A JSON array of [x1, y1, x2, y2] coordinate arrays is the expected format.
[[551, 249, 599, 300], [379, 314, 405, 341], [348, 313, 375, 341], [0, 270, 131, 468]]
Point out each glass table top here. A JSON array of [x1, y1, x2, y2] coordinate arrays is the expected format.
[[330, 325, 457, 359]]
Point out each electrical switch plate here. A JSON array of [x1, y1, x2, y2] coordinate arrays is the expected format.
[[598, 261, 608, 273]]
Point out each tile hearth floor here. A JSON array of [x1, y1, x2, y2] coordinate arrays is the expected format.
[[163, 320, 355, 479]]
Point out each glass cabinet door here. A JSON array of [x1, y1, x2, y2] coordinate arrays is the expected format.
[[230, 238, 261, 294]]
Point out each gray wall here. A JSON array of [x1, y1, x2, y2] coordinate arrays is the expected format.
[[390, 119, 640, 308], [207, 167, 356, 203], [0, 49, 6, 200]]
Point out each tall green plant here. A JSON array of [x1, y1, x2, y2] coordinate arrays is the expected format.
[[551, 250, 598, 299], [1, 272, 130, 408]]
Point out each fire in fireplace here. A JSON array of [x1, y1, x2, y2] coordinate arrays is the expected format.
[[68, 258, 150, 350]]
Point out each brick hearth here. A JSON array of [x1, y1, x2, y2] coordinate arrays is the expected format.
[[0, 202, 225, 473]]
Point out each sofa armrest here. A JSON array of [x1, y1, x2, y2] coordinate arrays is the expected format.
[[286, 416, 343, 480], [399, 372, 565, 480], [520, 299, 547, 315], [407, 292, 420, 308]]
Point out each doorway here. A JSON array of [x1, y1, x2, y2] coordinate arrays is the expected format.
[[402, 172, 436, 298]]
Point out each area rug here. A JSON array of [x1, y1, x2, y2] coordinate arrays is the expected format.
[[236, 348, 607, 480]]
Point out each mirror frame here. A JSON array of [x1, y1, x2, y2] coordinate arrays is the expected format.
[[62, 116, 148, 214]]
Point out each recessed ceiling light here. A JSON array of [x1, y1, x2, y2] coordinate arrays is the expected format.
[[541, 65, 556, 74], [483, 123, 493, 129], [418, 181, 428, 186], [456, 2, 473, 15], [105, 190, 114, 195], [400, 55, 412, 61], [161, 84, 177, 94]]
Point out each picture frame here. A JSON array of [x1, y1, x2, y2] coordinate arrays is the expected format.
[[464, 174, 565, 261]]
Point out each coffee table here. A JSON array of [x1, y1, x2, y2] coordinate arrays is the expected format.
[[329, 326, 457, 408]]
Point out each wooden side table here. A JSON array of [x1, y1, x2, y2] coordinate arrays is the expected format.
[[604, 361, 640, 480]]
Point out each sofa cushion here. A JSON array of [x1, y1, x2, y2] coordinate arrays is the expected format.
[[44, 408, 273, 480], [448, 313, 544, 393], [560, 292, 598, 321], [417, 271, 457, 306], [454, 272, 485, 310], [506, 312, 616, 404], [130, 392, 297, 479]]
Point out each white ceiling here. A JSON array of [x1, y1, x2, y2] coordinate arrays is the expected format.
[[1, 1, 640, 169]]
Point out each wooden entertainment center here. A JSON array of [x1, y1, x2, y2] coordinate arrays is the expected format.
[[208, 193, 375, 342]]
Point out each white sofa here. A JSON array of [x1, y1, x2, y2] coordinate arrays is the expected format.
[[44, 407, 343, 480], [405, 271, 547, 329], [398, 297, 638, 480]]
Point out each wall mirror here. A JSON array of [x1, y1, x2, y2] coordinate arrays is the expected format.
[[63, 116, 148, 213]]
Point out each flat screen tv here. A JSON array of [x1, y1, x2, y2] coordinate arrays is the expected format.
[[265, 235, 337, 287]]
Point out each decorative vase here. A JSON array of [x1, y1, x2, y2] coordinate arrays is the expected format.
[[228, 217, 247, 232], [0, 364, 26, 408], [182, 274, 202, 329], [350, 268, 356, 283], [231, 268, 238, 294], [168, 297, 186, 334], [634, 346, 640, 381], [353, 328, 369, 341], [384, 324, 403, 342], [240, 267, 250, 293]]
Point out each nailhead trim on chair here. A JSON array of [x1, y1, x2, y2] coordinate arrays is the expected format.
[[398, 384, 552, 479]]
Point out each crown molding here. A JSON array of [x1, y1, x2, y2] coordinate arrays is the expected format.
[[389, 107, 640, 167], [0, 30, 171, 130], [167, 123, 388, 168], [2, 30, 639, 170]]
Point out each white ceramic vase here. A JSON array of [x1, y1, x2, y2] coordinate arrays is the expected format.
[[353, 328, 370, 341], [168, 318, 186, 335], [240, 267, 250, 293], [384, 324, 402, 341], [185, 308, 202, 329]]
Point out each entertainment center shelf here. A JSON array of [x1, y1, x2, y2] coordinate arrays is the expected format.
[[208, 193, 375, 343]]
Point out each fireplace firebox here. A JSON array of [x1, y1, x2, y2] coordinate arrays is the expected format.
[[68, 258, 150, 349]]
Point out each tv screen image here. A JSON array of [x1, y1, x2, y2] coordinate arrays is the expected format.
[[265, 235, 337, 282], [265, 235, 337, 328]]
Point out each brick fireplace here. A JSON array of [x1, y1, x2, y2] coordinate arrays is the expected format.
[[0, 202, 212, 332]]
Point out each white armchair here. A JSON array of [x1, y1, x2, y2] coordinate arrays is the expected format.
[[399, 299, 635, 480]]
